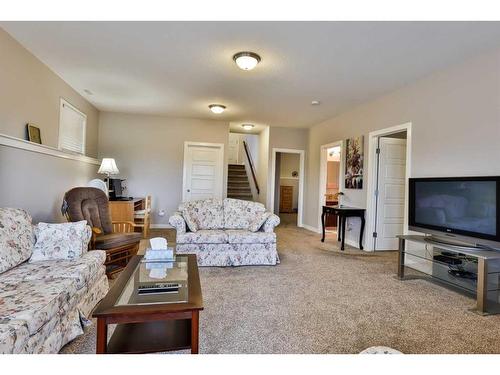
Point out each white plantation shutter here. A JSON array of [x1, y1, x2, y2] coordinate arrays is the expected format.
[[58, 99, 87, 154]]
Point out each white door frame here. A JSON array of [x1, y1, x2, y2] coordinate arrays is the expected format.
[[365, 122, 412, 251], [182, 141, 225, 202], [316, 140, 344, 233], [270, 148, 305, 227]]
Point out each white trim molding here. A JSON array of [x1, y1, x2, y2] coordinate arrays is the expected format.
[[302, 223, 321, 233], [365, 122, 412, 252], [0, 132, 100, 165], [270, 148, 305, 228], [317, 140, 344, 232]]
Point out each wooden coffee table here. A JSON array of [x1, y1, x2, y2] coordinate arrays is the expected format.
[[93, 253, 203, 354]]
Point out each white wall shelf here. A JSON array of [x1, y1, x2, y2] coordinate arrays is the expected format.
[[0, 132, 100, 166]]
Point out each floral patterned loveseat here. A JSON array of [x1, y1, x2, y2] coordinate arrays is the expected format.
[[0, 208, 109, 353], [169, 198, 280, 266]]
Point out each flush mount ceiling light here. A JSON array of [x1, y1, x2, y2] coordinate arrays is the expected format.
[[241, 124, 255, 130], [311, 100, 320, 106], [233, 51, 261, 71], [209, 104, 226, 114]]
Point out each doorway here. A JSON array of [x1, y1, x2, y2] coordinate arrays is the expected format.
[[317, 141, 343, 234], [324, 146, 341, 233], [270, 148, 305, 227], [182, 141, 224, 202], [366, 123, 412, 251]]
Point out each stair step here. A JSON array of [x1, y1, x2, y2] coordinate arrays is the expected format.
[[227, 164, 252, 200], [228, 191, 252, 196], [228, 188, 251, 192], [228, 177, 249, 183], [227, 186, 251, 191]]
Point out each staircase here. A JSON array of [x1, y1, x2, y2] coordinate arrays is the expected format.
[[227, 164, 253, 201]]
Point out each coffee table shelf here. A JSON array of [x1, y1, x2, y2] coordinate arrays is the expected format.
[[107, 320, 191, 354]]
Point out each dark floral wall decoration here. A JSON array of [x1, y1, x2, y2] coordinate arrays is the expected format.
[[345, 136, 364, 189]]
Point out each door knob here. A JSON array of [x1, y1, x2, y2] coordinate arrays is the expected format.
[[187, 189, 191, 192]]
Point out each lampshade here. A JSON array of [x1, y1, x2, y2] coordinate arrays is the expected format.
[[98, 158, 119, 175]]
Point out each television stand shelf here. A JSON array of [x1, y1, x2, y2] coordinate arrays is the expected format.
[[397, 235, 500, 315]]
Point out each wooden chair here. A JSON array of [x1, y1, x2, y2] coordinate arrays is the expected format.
[[62, 187, 142, 278], [134, 195, 152, 238]]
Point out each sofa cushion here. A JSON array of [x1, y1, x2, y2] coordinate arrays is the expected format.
[[180, 199, 224, 231], [0, 208, 34, 274], [0, 320, 30, 354], [177, 230, 228, 244], [95, 232, 142, 250], [0, 278, 78, 335], [223, 198, 266, 230], [30, 221, 92, 263], [226, 230, 276, 244], [0, 251, 106, 290], [249, 212, 272, 232]]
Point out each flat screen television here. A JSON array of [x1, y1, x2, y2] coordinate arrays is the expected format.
[[409, 176, 500, 249]]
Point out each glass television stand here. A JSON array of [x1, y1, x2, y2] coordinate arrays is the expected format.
[[397, 235, 500, 315]]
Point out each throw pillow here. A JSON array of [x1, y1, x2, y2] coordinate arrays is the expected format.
[[248, 212, 272, 232], [182, 210, 198, 232], [29, 221, 92, 262]]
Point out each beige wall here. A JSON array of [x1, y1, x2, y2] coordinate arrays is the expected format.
[[0, 28, 99, 156], [304, 49, 500, 246], [0, 27, 100, 223], [0, 147, 98, 223], [98, 112, 229, 225], [326, 161, 340, 194]]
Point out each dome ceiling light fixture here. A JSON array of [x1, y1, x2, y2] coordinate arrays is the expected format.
[[241, 124, 255, 131], [233, 51, 261, 71], [209, 104, 226, 114]]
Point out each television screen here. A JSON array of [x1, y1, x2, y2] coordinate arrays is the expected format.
[[410, 178, 499, 241]]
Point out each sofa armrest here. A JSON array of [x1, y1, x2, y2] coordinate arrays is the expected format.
[[262, 213, 280, 233], [169, 212, 187, 235]]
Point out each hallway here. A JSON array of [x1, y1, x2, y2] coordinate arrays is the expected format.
[[278, 213, 298, 228]]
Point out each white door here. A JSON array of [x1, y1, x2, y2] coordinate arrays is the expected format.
[[375, 138, 407, 250], [183, 142, 224, 202], [228, 133, 240, 164]]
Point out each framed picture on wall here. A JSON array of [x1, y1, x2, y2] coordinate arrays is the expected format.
[[26, 123, 42, 144], [345, 136, 364, 189]]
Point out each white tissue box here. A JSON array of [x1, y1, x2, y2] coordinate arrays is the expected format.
[[144, 247, 174, 261]]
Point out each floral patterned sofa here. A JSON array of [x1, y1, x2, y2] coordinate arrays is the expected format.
[[0, 208, 109, 354], [169, 198, 280, 266]]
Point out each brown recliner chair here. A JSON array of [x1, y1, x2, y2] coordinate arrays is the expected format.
[[62, 187, 142, 278]]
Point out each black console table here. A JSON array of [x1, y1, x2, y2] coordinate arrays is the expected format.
[[321, 205, 366, 250]]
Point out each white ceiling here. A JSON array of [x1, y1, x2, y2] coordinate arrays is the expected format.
[[3, 22, 500, 128]]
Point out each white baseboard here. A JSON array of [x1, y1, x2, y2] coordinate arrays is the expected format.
[[301, 224, 321, 233], [344, 238, 359, 248], [150, 224, 173, 229]]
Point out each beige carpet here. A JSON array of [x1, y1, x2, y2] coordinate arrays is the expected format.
[[61, 219, 500, 354]]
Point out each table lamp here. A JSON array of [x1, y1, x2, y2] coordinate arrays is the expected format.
[[98, 158, 119, 189]]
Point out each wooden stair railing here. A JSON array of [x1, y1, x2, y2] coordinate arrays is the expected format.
[[242, 140, 260, 195]]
